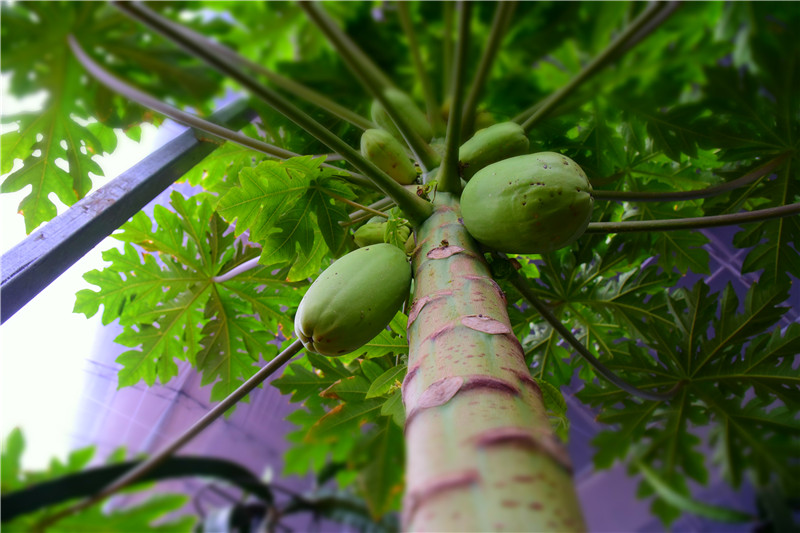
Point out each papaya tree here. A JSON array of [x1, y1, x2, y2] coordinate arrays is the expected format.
[[1, 1, 799, 531]]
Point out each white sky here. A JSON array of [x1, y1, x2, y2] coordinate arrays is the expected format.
[[0, 74, 181, 469]]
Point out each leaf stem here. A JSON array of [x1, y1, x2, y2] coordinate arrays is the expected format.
[[114, 1, 433, 226], [634, 460, 755, 523], [585, 202, 800, 234], [592, 152, 792, 202], [502, 257, 678, 402], [68, 35, 375, 190], [129, 2, 374, 131], [397, 2, 444, 135], [437, 2, 471, 195], [212, 257, 261, 283], [442, 2, 454, 101], [299, 3, 441, 172], [323, 190, 390, 219], [461, 1, 516, 138], [343, 196, 397, 226], [517, 2, 675, 131], [36, 339, 304, 528]]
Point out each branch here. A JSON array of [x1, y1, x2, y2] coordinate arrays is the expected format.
[[68, 35, 375, 190], [442, 2, 455, 101], [114, 1, 433, 226], [592, 151, 792, 202], [37, 339, 305, 528], [517, 2, 676, 131], [584, 202, 800, 233], [461, 1, 516, 137], [397, 2, 444, 134], [298, 2, 441, 171], [437, 2, 471, 195], [502, 260, 679, 402], [136, 3, 374, 131]]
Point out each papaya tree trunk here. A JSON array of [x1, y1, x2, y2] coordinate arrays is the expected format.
[[402, 194, 585, 532]]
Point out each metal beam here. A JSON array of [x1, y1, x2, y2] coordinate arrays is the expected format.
[[1, 98, 256, 324]]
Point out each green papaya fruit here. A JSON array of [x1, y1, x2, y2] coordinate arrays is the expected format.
[[354, 221, 386, 248], [371, 88, 433, 143], [360, 129, 418, 185], [458, 122, 530, 181], [460, 152, 593, 254], [294, 244, 412, 356]]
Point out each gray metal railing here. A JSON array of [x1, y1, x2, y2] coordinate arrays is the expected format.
[[0, 99, 255, 324]]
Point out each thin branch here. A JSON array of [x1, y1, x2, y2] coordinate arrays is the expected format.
[[592, 152, 792, 202], [437, 2, 471, 194], [517, 2, 676, 131], [68, 35, 375, 190], [461, 1, 516, 138], [134, 2, 374, 131], [299, 2, 440, 172], [212, 257, 261, 283], [38, 340, 305, 528], [442, 2, 454, 101], [343, 196, 397, 226], [114, 1, 433, 226], [397, 2, 443, 134], [502, 259, 679, 402], [323, 190, 391, 218], [585, 202, 800, 233]]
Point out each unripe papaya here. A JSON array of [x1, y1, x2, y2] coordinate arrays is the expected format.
[[360, 129, 417, 185], [460, 152, 593, 254], [371, 88, 433, 143], [458, 122, 530, 181], [354, 221, 386, 248], [294, 244, 412, 356]]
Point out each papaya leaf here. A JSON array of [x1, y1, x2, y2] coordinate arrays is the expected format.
[[380, 390, 405, 428], [75, 192, 289, 402], [355, 418, 404, 519], [366, 365, 407, 399], [196, 285, 278, 403], [0, 1, 228, 231], [0, 429, 194, 531], [356, 313, 409, 360], [580, 279, 799, 523]]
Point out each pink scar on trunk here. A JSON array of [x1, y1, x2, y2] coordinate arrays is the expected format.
[[462, 314, 512, 334], [476, 428, 573, 474], [403, 469, 481, 526], [463, 275, 507, 304], [427, 245, 465, 259], [407, 291, 453, 326]]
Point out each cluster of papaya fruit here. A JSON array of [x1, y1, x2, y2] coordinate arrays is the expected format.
[[295, 89, 594, 356]]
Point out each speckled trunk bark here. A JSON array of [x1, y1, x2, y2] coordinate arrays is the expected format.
[[402, 194, 585, 532]]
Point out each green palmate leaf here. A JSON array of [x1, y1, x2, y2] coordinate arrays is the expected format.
[[733, 162, 800, 285], [181, 126, 267, 198], [1, 429, 193, 532], [356, 313, 409, 360], [705, 395, 800, 491], [307, 398, 385, 444], [0, 2, 228, 231], [217, 156, 352, 278], [1, 428, 25, 493], [321, 375, 372, 404], [534, 379, 569, 442], [380, 390, 405, 428], [366, 365, 407, 399], [196, 286, 278, 402], [75, 192, 294, 400], [579, 278, 799, 524], [355, 418, 404, 519], [115, 287, 211, 387]]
